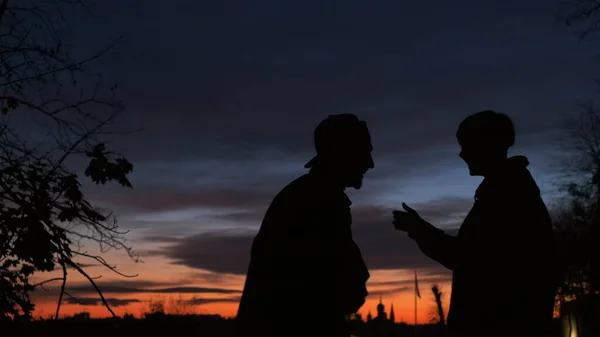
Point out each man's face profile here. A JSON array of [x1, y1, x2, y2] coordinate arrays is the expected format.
[[341, 130, 374, 189], [458, 135, 499, 176]]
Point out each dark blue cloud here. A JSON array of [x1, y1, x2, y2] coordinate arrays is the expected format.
[[53, 0, 596, 164], [147, 198, 470, 275], [38, 0, 592, 269]]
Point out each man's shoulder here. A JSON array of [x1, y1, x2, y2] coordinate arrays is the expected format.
[[272, 174, 350, 210], [478, 167, 541, 202]]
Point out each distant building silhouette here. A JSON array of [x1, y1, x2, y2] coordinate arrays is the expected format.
[[375, 295, 387, 321], [364, 295, 395, 337], [70, 312, 90, 320]]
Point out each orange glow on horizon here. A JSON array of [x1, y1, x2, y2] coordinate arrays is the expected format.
[[29, 253, 451, 324], [32, 279, 450, 325], [33, 294, 445, 324], [32, 297, 239, 320]]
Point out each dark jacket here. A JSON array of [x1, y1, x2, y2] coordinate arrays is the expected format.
[[410, 156, 557, 337], [235, 168, 370, 337]]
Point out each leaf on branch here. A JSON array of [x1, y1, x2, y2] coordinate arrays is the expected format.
[[84, 143, 134, 188], [1, 97, 18, 114], [0, 0, 139, 321]]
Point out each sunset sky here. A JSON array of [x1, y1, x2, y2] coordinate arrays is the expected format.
[[26, 0, 599, 323]]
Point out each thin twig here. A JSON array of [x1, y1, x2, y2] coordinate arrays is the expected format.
[[65, 256, 117, 317], [54, 260, 67, 319]]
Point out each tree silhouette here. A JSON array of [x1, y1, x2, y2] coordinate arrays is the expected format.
[[551, 104, 600, 337], [0, 0, 137, 321], [557, 0, 600, 38], [553, 3, 600, 334], [430, 285, 445, 326], [143, 295, 196, 317], [555, 104, 600, 296], [167, 294, 195, 316], [144, 296, 166, 318]]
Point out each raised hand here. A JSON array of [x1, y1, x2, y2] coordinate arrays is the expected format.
[[392, 203, 422, 232]]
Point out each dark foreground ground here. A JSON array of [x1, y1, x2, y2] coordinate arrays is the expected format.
[[2, 315, 569, 337]]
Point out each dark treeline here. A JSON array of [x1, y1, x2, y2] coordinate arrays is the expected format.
[[5, 314, 566, 337]]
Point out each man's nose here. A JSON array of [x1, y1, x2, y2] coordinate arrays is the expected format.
[[368, 154, 374, 169]]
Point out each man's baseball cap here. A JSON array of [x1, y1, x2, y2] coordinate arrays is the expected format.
[[304, 114, 371, 169]]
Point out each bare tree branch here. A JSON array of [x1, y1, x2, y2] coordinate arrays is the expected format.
[[557, 0, 600, 39], [551, 102, 600, 319], [61, 256, 116, 317], [54, 260, 66, 319], [0, 0, 139, 321]]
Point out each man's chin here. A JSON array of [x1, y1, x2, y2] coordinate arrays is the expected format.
[[468, 167, 483, 176], [347, 177, 364, 190]]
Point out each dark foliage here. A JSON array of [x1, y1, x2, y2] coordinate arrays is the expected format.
[[0, 0, 137, 321]]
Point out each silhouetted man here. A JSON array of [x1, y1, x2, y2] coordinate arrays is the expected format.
[[235, 114, 374, 337], [393, 111, 557, 337]]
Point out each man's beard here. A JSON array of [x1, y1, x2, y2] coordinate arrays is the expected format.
[[348, 176, 363, 189]]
